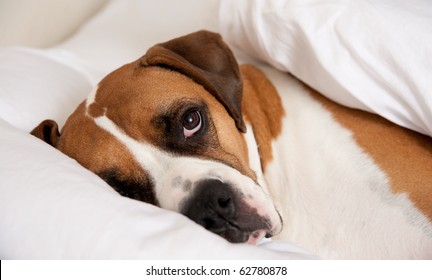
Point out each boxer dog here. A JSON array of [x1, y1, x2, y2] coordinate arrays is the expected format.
[[31, 31, 432, 259]]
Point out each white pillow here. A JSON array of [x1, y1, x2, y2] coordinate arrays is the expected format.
[[0, 47, 103, 132], [219, 0, 432, 137]]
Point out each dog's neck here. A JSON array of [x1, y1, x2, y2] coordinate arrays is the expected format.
[[240, 65, 285, 173], [239, 65, 287, 215]]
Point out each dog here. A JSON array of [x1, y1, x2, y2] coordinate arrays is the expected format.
[[31, 30, 432, 259]]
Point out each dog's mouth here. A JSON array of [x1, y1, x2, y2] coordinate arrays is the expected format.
[[206, 216, 273, 245], [180, 178, 279, 244]]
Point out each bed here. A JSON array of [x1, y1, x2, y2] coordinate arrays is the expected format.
[[1, 0, 431, 259]]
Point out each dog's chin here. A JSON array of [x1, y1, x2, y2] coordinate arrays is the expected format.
[[213, 220, 272, 245], [223, 229, 268, 245]]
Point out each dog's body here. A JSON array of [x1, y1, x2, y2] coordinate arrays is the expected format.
[[32, 31, 432, 259], [253, 65, 432, 258]]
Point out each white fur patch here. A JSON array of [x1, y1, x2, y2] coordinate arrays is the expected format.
[[85, 87, 98, 109], [244, 124, 267, 188], [261, 66, 432, 259]]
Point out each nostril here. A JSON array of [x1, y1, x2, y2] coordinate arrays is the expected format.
[[217, 197, 231, 208]]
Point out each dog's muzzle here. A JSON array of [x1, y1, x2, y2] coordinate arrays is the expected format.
[[180, 179, 273, 244]]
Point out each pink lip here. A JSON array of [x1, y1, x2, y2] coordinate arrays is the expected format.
[[247, 229, 267, 245]]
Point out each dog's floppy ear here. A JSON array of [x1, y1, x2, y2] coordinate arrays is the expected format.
[[31, 120, 60, 147], [139, 30, 246, 133]]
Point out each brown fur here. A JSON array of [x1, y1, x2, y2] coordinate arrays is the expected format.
[[241, 64, 285, 171], [311, 90, 432, 220], [57, 102, 149, 184], [141, 30, 246, 132], [30, 120, 60, 147]]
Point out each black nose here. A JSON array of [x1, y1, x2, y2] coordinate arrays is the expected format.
[[181, 179, 243, 241]]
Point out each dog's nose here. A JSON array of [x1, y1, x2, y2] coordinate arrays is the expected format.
[[181, 179, 241, 241]]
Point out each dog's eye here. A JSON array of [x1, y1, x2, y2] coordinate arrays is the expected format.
[[182, 109, 202, 138]]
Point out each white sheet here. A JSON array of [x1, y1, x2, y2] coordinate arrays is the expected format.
[[219, 0, 432, 137]]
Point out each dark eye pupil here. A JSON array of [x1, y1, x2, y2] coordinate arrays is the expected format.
[[183, 110, 200, 130]]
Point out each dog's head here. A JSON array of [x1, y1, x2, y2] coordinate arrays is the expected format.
[[32, 31, 282, 244]]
